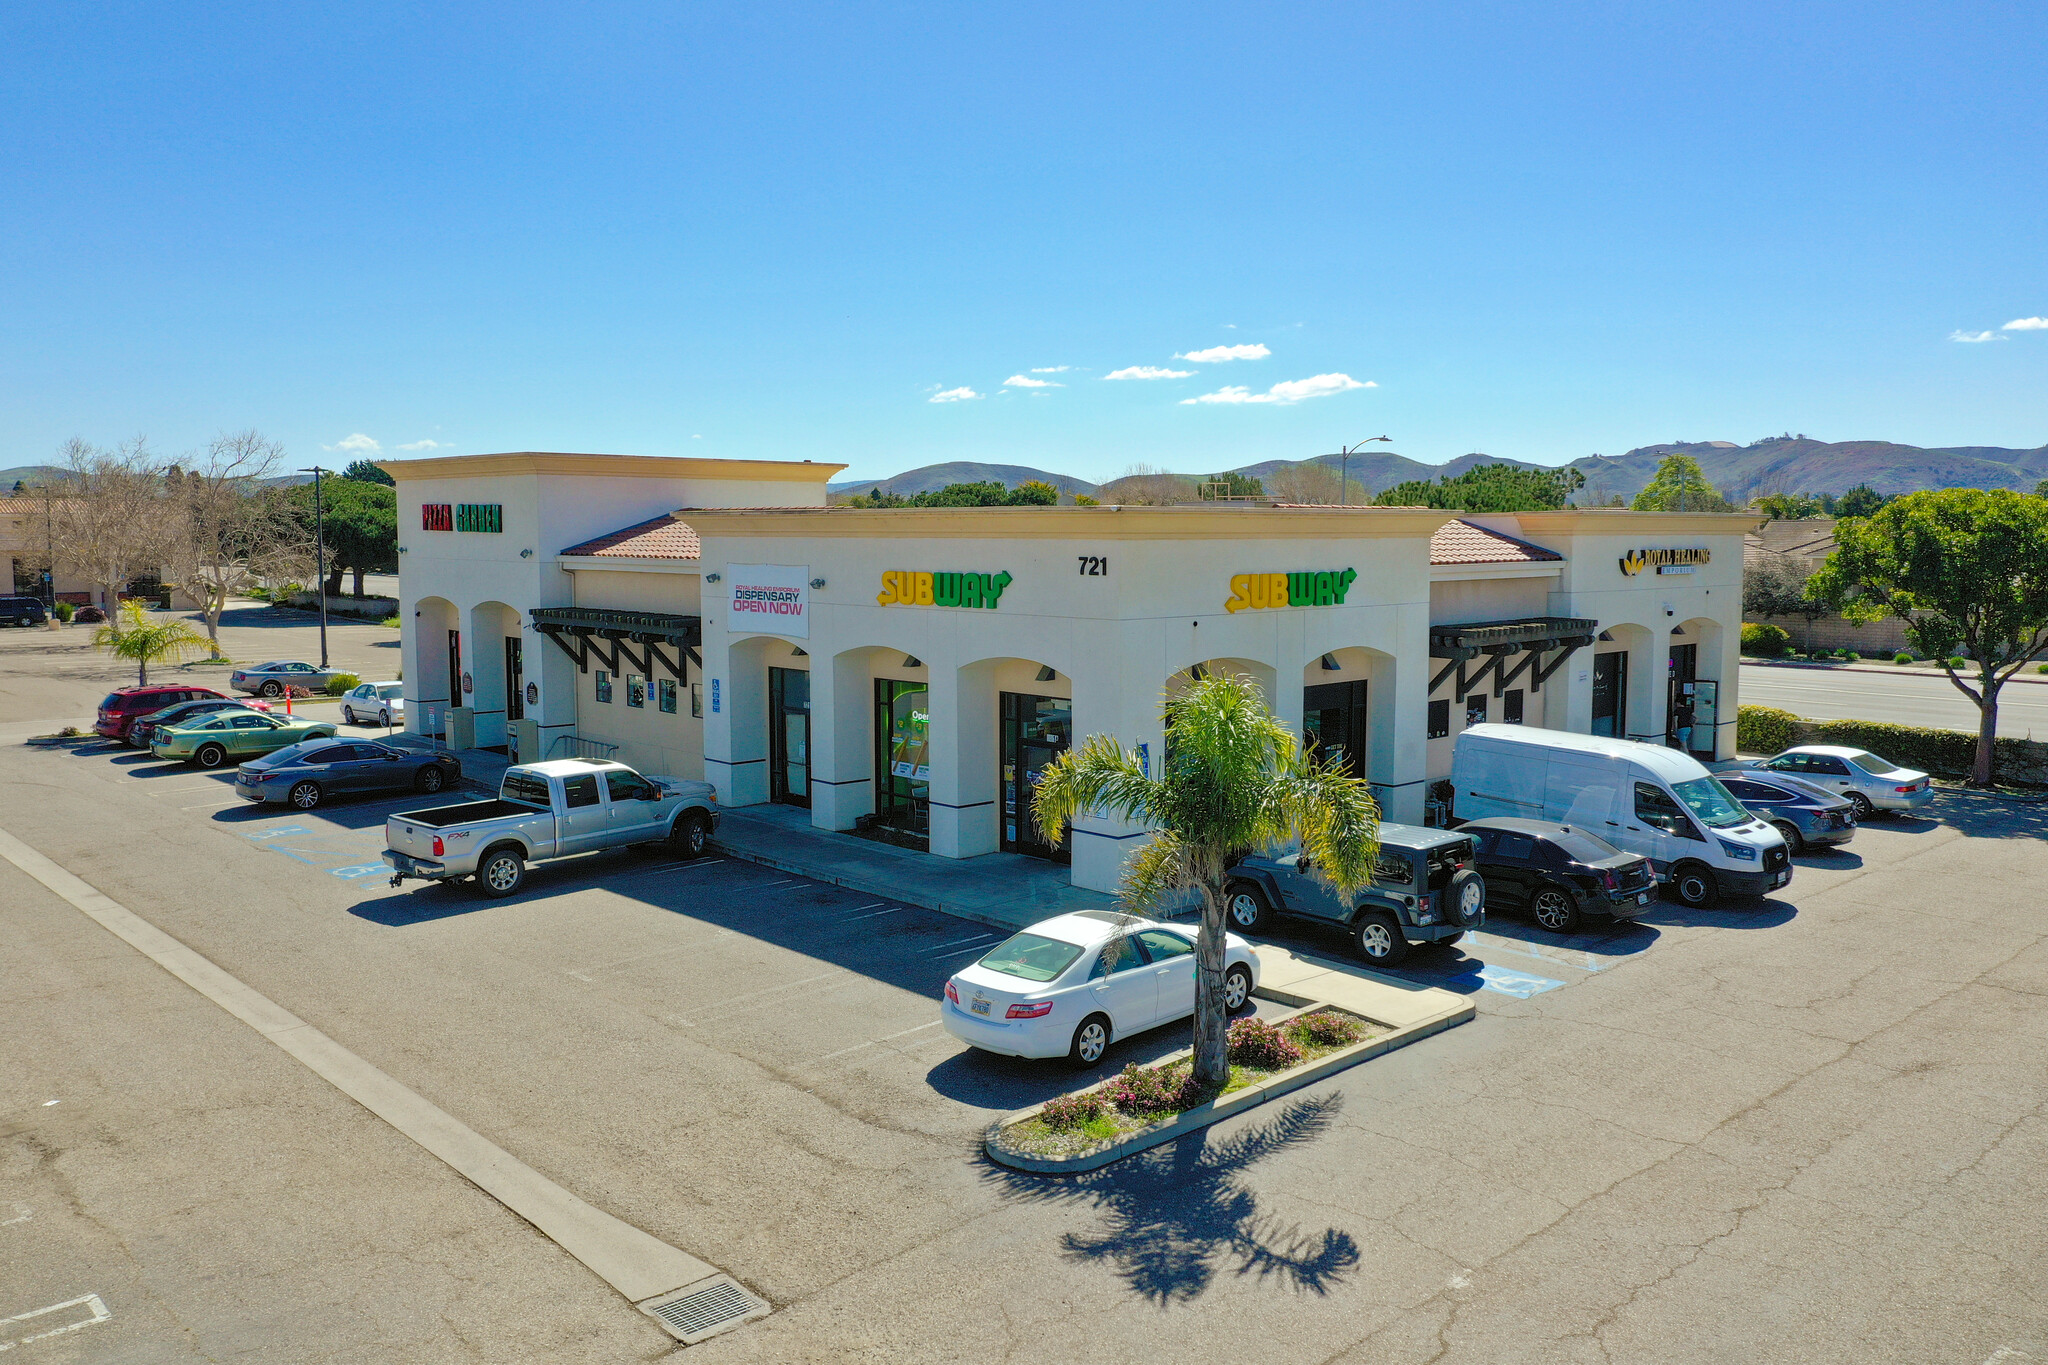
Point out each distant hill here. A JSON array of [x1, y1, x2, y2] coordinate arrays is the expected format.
[[829, 462, 1100, 498], [831, 437, 2048, 507], [1, 465, 71, 490]]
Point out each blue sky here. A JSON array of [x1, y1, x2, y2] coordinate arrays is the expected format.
[[3, 2, 2043, 486]]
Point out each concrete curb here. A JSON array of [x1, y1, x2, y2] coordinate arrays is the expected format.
[[1743, 658, 2048, 687], [984, 991, 1475, 1174]]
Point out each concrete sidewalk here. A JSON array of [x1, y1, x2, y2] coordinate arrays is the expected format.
[[1250, 943, 1476, 1030], [709, 803, 1120, 932]]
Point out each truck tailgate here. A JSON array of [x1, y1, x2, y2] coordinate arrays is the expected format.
[[386, 813, 448, 859]]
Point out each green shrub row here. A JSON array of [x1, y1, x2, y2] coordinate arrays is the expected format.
[[1735, 705, 2043, 781], [1740, 622, 1790, 657]]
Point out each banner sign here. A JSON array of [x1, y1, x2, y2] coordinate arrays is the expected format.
[[1225, 568, 1358, 613], [726, 564, 811, 638], [1619, 547, 1709, 576], [876, 570, 1012, 609]]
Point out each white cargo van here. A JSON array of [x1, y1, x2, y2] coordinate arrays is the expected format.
[[1450, 724, 1790, 907]]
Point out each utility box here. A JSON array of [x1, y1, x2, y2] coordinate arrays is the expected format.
[[446, 706, 476, 750], [510, 719, 541, 764]]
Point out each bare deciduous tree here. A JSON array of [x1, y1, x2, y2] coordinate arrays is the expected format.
[[1098, 463, 1197, 506], [159, 430, 316, 657], [1266, 461, 1360, 505], [28, 438, 180, 620]]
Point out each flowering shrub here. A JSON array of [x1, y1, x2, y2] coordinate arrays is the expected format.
[[1295, 1011, 1367, 1048], [1039, 1091, 1109, 1131], [1227, 1017, 1305, 1070], [1105, 1062, 1205, 1117]]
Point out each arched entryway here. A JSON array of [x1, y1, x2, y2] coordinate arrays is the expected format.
[[1591, 622, 1660, 743], [952, 655, 1072, 862], [1667, 617, 1726, 758], [409, 596, 458, 738], [467, 601, 522, 749]]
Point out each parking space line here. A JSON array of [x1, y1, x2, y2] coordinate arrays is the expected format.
[[1465, 933, 1615, 974], [606, 858, 728, 882], [810, 1020, 942, 1064], [919, 933, 996, 956], [0, 1293, 112, 1350], [666, 969, 847, 1024], [843, 906, 905, 921], [849, 902, 886, 912], [750, 878, 800, 889]]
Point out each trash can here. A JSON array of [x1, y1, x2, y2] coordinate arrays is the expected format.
[[446, 706, 476, 750], [510, 719, 540, 764]]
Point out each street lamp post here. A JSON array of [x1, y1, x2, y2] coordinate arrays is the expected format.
[[300, 466, 330, 668], [1319, 436, 1394, 505]]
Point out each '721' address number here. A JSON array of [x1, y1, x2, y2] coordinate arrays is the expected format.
[[1077, 555, 1108, 576]]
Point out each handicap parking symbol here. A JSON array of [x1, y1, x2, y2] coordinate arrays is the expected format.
[[329, 865, 390, 881], [1475, 964, 1564, 998]]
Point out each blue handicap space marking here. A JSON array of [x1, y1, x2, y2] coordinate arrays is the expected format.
[[1475, 964, 1564, 998], [245, 825, 313, 840], [330, 864, 390, 880]]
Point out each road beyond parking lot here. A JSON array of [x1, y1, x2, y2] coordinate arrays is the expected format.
[[3, 630, 2047, 1361]]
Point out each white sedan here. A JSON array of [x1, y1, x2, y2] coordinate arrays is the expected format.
[[941, 910, 1261, 1066], [341, 681, 404, 726], [1733, 744, 1933, 816]]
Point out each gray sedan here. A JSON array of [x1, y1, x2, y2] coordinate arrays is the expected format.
[[1731, 745, 1934, 817], [234, 738, 463, 810], [1716, 772, 1856, 854], [230, 660, 347, 697]]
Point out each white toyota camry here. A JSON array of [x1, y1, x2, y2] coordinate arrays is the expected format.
[[941, 910, 1262, 1066]]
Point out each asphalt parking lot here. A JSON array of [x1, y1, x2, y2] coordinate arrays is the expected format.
[[5, 616, 2047, 1364]]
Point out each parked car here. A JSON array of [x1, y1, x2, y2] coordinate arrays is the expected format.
[[1451, 725, 1791, 908], [1713, 772, 1856, 853], [129, 696, 274, 748], [383, 759, 718, 897], [235, 738, 461, 809], [96, 685, 235, 742], [1730, 746, 1933, 817], [151, 710, 338, 766], [0, 595, 48, 627], [340, 681, 404, 726], [941, 910, 1261, 1067], [1459, 818, 1657, 932], [1226, 823, 1486, 967], [229, 660, 347, 697]]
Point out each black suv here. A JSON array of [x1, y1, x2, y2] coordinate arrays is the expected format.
[[1461, 818, 1657, 932], [0, 595, 48, 627]]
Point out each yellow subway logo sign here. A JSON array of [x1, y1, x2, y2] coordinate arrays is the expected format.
[[877, 570, 1013, 609], [1225, 568, 1358, 613]]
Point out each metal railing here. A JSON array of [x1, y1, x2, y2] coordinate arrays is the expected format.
[[547, 734, 620, 762]]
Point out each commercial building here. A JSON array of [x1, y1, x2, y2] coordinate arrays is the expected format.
[[385, 452, 1753, 894]]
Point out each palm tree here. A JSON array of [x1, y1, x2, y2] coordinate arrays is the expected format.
[[92, 601, 212, 686], [1033, 671, 1380, 1087]]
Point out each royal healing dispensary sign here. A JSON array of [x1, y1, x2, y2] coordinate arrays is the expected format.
[[1225, 568, 1358, 613], [877, 570, 1013, 609], [1618, 547, 1710, 576]]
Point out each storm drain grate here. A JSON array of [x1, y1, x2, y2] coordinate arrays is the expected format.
[[639, 1276, 771, 1344]]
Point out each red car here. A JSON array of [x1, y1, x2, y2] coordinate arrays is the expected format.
[[96, 685, 235, 742]]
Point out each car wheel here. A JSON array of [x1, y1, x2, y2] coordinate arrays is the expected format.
[[1352, 910, 1409, 966], [195, 742, 227, 768], [1846, 791, 1874, 820], [289, 780, 323, 810], [476, 848, 525, 898], [671, 810, 712, 859], [259, 680, 283, 697], [1531, 884, 1582, 933], [1224, 881, 1272, 932], [1067, 1014, 1111, 1069], [378, 707, 391, 726], [1446, 868, 1487, 927], [1772, 820, 1805, 854], [414, 766, 446, 794], [1223, 963, 1254, 1011], [1669, 861, 1719, 908], [341, 704, 355, 724]]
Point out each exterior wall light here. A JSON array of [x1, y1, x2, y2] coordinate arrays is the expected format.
[[1035, 665, 1057, 682], [1320, 654, 1341, 670], [810, 578, 827, 589], [903, 655, 923, 669], [705, 573, 721, 583], [520, 548, 534, 558]]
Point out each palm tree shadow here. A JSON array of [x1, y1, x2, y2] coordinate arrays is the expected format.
[[981, 1093, 1358, 1305]]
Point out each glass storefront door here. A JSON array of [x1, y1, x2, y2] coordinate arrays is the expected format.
[[505, 638, 524, 721], [874, 679, 930, 839], [1303, 679, 1368, 780], [1591, 651, 1628, 738], [1002, 692, 1072, 862], [769, 667, 810, 807]]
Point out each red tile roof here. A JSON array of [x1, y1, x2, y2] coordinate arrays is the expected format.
[[1430, 519, 1562, 565], [560, 512, 702, 559]]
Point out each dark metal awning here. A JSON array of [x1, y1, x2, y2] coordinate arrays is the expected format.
[[1428, 616, 1599, 701], [530, 608, 702, 685]]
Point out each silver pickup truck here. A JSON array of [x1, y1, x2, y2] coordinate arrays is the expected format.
[[382, 758, 718, 897]]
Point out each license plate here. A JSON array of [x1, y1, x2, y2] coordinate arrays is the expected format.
[[970, 998, 991, 1016], [1636, 892, 1649, 905], [1774, 872, 1789, 888]]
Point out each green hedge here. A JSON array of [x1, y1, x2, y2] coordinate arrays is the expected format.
[[324, 673, 363, 696], [1736, 705, 2042, 782], [1736, 705, 1802, 755], [1741, 622, 1791, 657]]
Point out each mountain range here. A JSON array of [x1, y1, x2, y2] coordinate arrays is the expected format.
[[827, 437, 2048, 504]]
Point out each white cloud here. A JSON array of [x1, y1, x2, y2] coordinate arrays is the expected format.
[[396, 438, 448, 451], [1004, 374, 1062, 388], [1104, 365, 1195, 380], [1949, 330, 2002, 343], [929, 386, 982, 402], [1180, 373, 1375, 405], [321, 433, 381, 454], [1176, 343, 1271, 363], [2003, 317, 2048, 331], [1030, 365, 1071, 373]]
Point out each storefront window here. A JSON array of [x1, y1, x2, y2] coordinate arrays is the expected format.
[[658, 678, 677, 714], [595, 670, 612, 703], [1465, 694, 1488, 727], [1001, 692, 1071, 862], [627, 674, 646, 708], [874, 679, 929, 839], [1427, 699, 1451, 739]]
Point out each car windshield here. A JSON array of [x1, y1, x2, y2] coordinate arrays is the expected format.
[[1672, 777, 1750, 830], [1839, 749, 1904, 775], [977, 932, 1085, 983]]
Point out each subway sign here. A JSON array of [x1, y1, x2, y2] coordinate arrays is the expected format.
[[877, 570, 1013, 609], [1619, 547, 1709, 576], [421, 503, 503, 533], [1225, 568, 1358, 613]]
